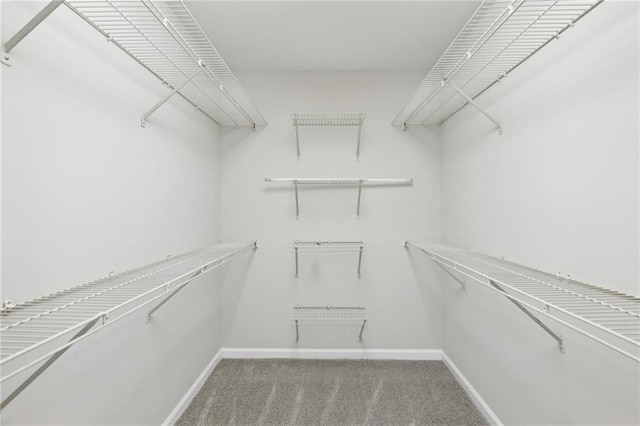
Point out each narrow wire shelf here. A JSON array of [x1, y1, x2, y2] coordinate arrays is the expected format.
[[393, 0, 602, 129], [290, 305, 368, 342], [265, 178, 412, 219], [0, 241, 256, 409], [290, 113, 366, 159], [405, 241, 640, 362], [293, 241, 365, 277], [64, 0, 267, 128]]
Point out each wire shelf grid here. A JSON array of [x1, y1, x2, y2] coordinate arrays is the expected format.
[[290, 306, 367, 325], [406, 241, 640, 361], [65, 0, 266, 127], [290, 113, 366, 127], [393, 0, 602, 128]]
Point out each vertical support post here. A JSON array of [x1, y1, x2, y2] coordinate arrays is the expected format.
[[295, 123, 300, 159], [1, 0, 64, 66], [359, 319, 367, 342], [141, 66, 203, 127], [445, 81, 503, 134], [295, 246, 299, 277], [356, 182, 363, 218], [295, 319, 300, 342], [356, 124, 362, 159], [294, 182, 300, 220], [357, 245, 363, 278]]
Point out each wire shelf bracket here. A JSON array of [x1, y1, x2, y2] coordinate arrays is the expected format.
[[290, 113, 366, 159], [0, 241, 257, 410], [293, 241, 365, 278], [393, 0, 603, 131], [404, 241, 639, 361], [2, 1, 267, 129], [290, 305, 367, 343], [265, 178, 412, 219]]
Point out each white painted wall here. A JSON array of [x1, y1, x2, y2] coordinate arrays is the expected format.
[[218, 71, 442, 350], [439, 2, 640, 424], [1, 2, 230, 424]]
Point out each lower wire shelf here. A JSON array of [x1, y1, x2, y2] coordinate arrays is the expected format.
[[405, 241, 640, 362], [290, 305, 368, 343], [0, 241, 257, 410]]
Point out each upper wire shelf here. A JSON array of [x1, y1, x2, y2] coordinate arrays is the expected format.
[[293, 241, 365, 277], [63, 0, 266, 128], [290, 113, 366, 159], [0, 241, 256, 409], [405, 241, 640, 362], [393, 0, 602, 130]]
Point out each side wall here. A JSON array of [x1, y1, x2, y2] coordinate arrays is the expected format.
[[440, 2, 640, 424], [219, 71, 443, 350], [1, 2, 226, 424]]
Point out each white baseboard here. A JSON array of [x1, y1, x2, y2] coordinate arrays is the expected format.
[[442, 352, 502, 426], [162, 348, 224, 426], [222, 347, 443, 360], [165, 348, 499, 426]]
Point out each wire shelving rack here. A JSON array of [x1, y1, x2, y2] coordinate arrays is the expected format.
[[290, 305, 368, 343], [405, 241, 640, 362], [290, 113, 366, 159], [293, 241, 365, 277], [393, 0, 602, 132], [0, 241, 256, 409], [265, 178, 412, 219], [2, 1, 266, 129]]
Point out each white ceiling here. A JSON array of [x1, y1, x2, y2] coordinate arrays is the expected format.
[[184, 1, 481, 72]]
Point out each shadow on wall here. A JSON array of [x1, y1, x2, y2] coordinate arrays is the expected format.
[[218, 250, 256, 345]]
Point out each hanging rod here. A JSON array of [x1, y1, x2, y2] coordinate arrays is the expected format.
[[290, 113, 366, 159], [404, 241, 640, 362], [0, 241, 257, 410], [290, 305, 367, 343], [393, 0, 602, 130], [293, 241, 365, 278], [265, 178, 412, 219], [2, 1, 266, 128]]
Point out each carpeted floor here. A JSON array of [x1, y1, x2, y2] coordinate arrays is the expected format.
[[176, 359, 488, 426]]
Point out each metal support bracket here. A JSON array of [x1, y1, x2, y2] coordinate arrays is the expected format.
[[295, 319, 300, 342], [356, 124, 363, 159], [444, 81, 503, 135], [489, 280, 564, 353], [1, 0, 64, 67], [147, 269, 204, 322], [437, 263, 467, 292], [295, 124, 301, 159], [359, 319, 367, 342], [356, 181, 363, 218], [141, 65, 203, 127], [294, 182, 300, 220], [0, 315, 101, 410], [357, 245, 363, 278], [294, 246, 299, 277]]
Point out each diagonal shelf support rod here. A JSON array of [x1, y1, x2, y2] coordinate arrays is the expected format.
[[141, 65, 203, 127], [489, 279, 564, 353], [445, 81, 503, 134], [1, 0, 64, 66], [0, 315, 101, 410]]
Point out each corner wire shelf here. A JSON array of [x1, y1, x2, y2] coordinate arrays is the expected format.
[[293, 240, 365, 278], [265, 178, 413, 219], [0, 241, 257, 410], [393, 0, 603, 133], [290, 306, 368, 342], [290, 113, 366, 159], [2, 1, 266, 129], [404, 241, 640, 362]]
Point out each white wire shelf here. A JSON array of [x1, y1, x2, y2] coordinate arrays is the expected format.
[[265, 178, 413, 219], [290, 305, 368, 342], [393, 0, 602, 131], [293, 241, 365, 277], [2, 1, 266, 128], [0, 241, 256, 409], [405, 241, 640, 362], [290, 113, 366, 159]]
